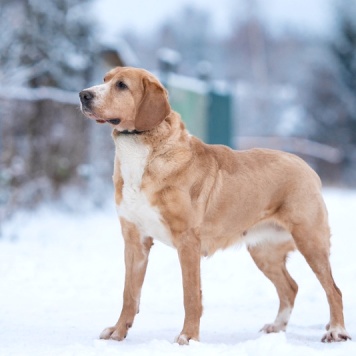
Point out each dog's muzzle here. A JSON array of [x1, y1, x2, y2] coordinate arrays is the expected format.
[[79, 91, 122, 126]]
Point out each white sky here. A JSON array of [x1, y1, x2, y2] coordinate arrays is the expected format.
[[91, 0, 335, 40]]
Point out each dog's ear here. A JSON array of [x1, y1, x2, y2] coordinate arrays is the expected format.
[[135, 77, 170, 132]]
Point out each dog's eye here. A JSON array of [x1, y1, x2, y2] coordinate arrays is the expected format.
[[116, 81, 128, 90]]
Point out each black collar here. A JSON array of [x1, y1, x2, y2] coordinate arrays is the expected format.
[[120, 129, 145, 135]]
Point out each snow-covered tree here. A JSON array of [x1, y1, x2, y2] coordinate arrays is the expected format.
[[331, 0, 356, 123], [300, 0, 356, 184], [148, 6, 215, 76], [0, 0, 96, 90]]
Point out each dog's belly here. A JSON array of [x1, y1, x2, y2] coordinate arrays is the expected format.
[[242, 222, 293, 247], [200, 221, 294, 256]]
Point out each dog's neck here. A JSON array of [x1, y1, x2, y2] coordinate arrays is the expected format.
[[112, 111, 191, 155]]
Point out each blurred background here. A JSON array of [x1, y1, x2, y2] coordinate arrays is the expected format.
[[1, 0, 356, 223]]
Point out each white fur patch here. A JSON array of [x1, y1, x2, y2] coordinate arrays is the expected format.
[[275, 307, 292, 325], [90, 83, 109, 102], [115, 136, 173, 247], [243, 222, 292, 247]]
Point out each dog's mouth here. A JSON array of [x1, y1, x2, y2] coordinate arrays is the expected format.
[[80, 106, 122, 126], [96, 118, 121, 125]]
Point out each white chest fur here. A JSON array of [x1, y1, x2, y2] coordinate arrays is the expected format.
[[115, 136, 173, 246]]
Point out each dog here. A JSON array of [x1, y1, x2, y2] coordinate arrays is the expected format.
[[79, 66, 350, 344]]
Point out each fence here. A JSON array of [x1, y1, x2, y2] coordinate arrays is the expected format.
[[164, 73, 234, 147]]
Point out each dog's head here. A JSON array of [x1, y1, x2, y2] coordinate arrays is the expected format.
[[79, 67, 171, 132]]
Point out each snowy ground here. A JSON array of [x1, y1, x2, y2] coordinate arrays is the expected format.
[[1, 189, 355, 356]]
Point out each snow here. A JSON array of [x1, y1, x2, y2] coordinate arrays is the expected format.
[[1, 189, 355, 355]]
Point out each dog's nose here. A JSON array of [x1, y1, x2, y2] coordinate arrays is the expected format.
[[79, 90, 94, 104]]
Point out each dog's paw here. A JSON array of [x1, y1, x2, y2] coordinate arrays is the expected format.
[[99, 324, 130, 341], [321, 326, 351, 342], [260, 322, 286, 333], [175, 333, 189, 345], [174, 333, 199, 345]]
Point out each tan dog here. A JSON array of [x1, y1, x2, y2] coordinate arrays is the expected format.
[[79, 66, 350, 344]]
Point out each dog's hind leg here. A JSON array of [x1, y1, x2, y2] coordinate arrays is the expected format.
[[248, 239, 298, 333], [291, 221, 351, 342]]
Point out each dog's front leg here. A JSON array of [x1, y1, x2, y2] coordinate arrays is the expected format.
[[100, 218, 153, 341], [175, 229, 202, 345]]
